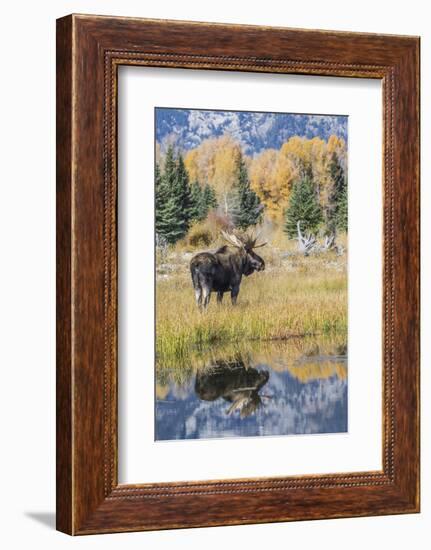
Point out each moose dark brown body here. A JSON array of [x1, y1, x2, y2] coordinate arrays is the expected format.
[[190, 232, 266, 309]]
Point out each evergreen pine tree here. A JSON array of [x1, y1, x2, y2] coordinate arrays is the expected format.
[[189, 180, 204, 222], [162, 145, 177, 189], [232, 155, 263, 229], [189, 180, 219, 222], [202, 184, 217, 212], [284, 175, 323, 238], [155, 163, 165, 216], [176, 154, 193, 225], [155, 146, 191, 244], [335, 183, 348, 232], [156, 196, 188, 244], [155, 162, 168, 236], [327, 152, 347, 234], [155, 161, 162, 190]]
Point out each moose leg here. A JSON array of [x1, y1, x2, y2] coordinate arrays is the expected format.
[[217, 291, 224, 304], [191, 268, 203, 308], [231, 285, 240, 305], [202, 284, 211, 309], [195, 286, 202, 308]]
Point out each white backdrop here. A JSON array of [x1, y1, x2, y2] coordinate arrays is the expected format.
[[0, 1, 428, 549]]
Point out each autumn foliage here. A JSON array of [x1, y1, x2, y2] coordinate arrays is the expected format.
[[250, 135, 346, 222], [156, 132, 347, 245]]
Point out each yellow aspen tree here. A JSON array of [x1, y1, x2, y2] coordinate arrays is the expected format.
[[184, 134, 242, 214], [184, 148, 200, 184], [249, 149, 278, 218]]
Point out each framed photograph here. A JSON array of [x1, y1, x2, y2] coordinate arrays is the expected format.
[[56, 14, 420, 534]]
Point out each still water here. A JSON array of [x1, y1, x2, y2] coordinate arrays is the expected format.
[[155, 339, 347, 441]]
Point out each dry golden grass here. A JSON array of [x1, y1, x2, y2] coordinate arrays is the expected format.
[[156, 246, 347, 362]]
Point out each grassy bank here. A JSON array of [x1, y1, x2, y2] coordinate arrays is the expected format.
[[156, 246, 347, 361]]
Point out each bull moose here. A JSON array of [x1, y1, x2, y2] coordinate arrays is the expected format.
[[195, 358, 270, 418], [190, 231, 267, 309]]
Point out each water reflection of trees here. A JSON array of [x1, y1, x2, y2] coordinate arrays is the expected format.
[[155, 340, 348, 439], [156, 366, 347, 439], [155, 337, 347, 398]]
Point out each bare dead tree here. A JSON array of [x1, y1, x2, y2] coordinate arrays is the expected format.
[[295, 221, 345, 256], [155, 233, 168, 260], [296, 220, 317, 256], [321, 234, 335, 251], [335, 244, 345, 256]]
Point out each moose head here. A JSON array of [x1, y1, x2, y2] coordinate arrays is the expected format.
[[220, 230, 267, 276]]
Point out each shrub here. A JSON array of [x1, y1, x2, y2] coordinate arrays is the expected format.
[[206, 210, 232, 237], [187, 223, 213, 248]]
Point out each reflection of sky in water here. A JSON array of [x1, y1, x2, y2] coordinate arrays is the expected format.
[[155, 355, 347, 441]]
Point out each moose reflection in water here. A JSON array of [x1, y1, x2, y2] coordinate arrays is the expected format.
[[155, 340, 348, 441], [195, 359, 270, 418]]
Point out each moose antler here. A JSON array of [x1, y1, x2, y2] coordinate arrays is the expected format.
[[249, 229, 267, 249], [221, 229, 268, 250], [221, 230, 244, 248], [252, 240, 268, 249]]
